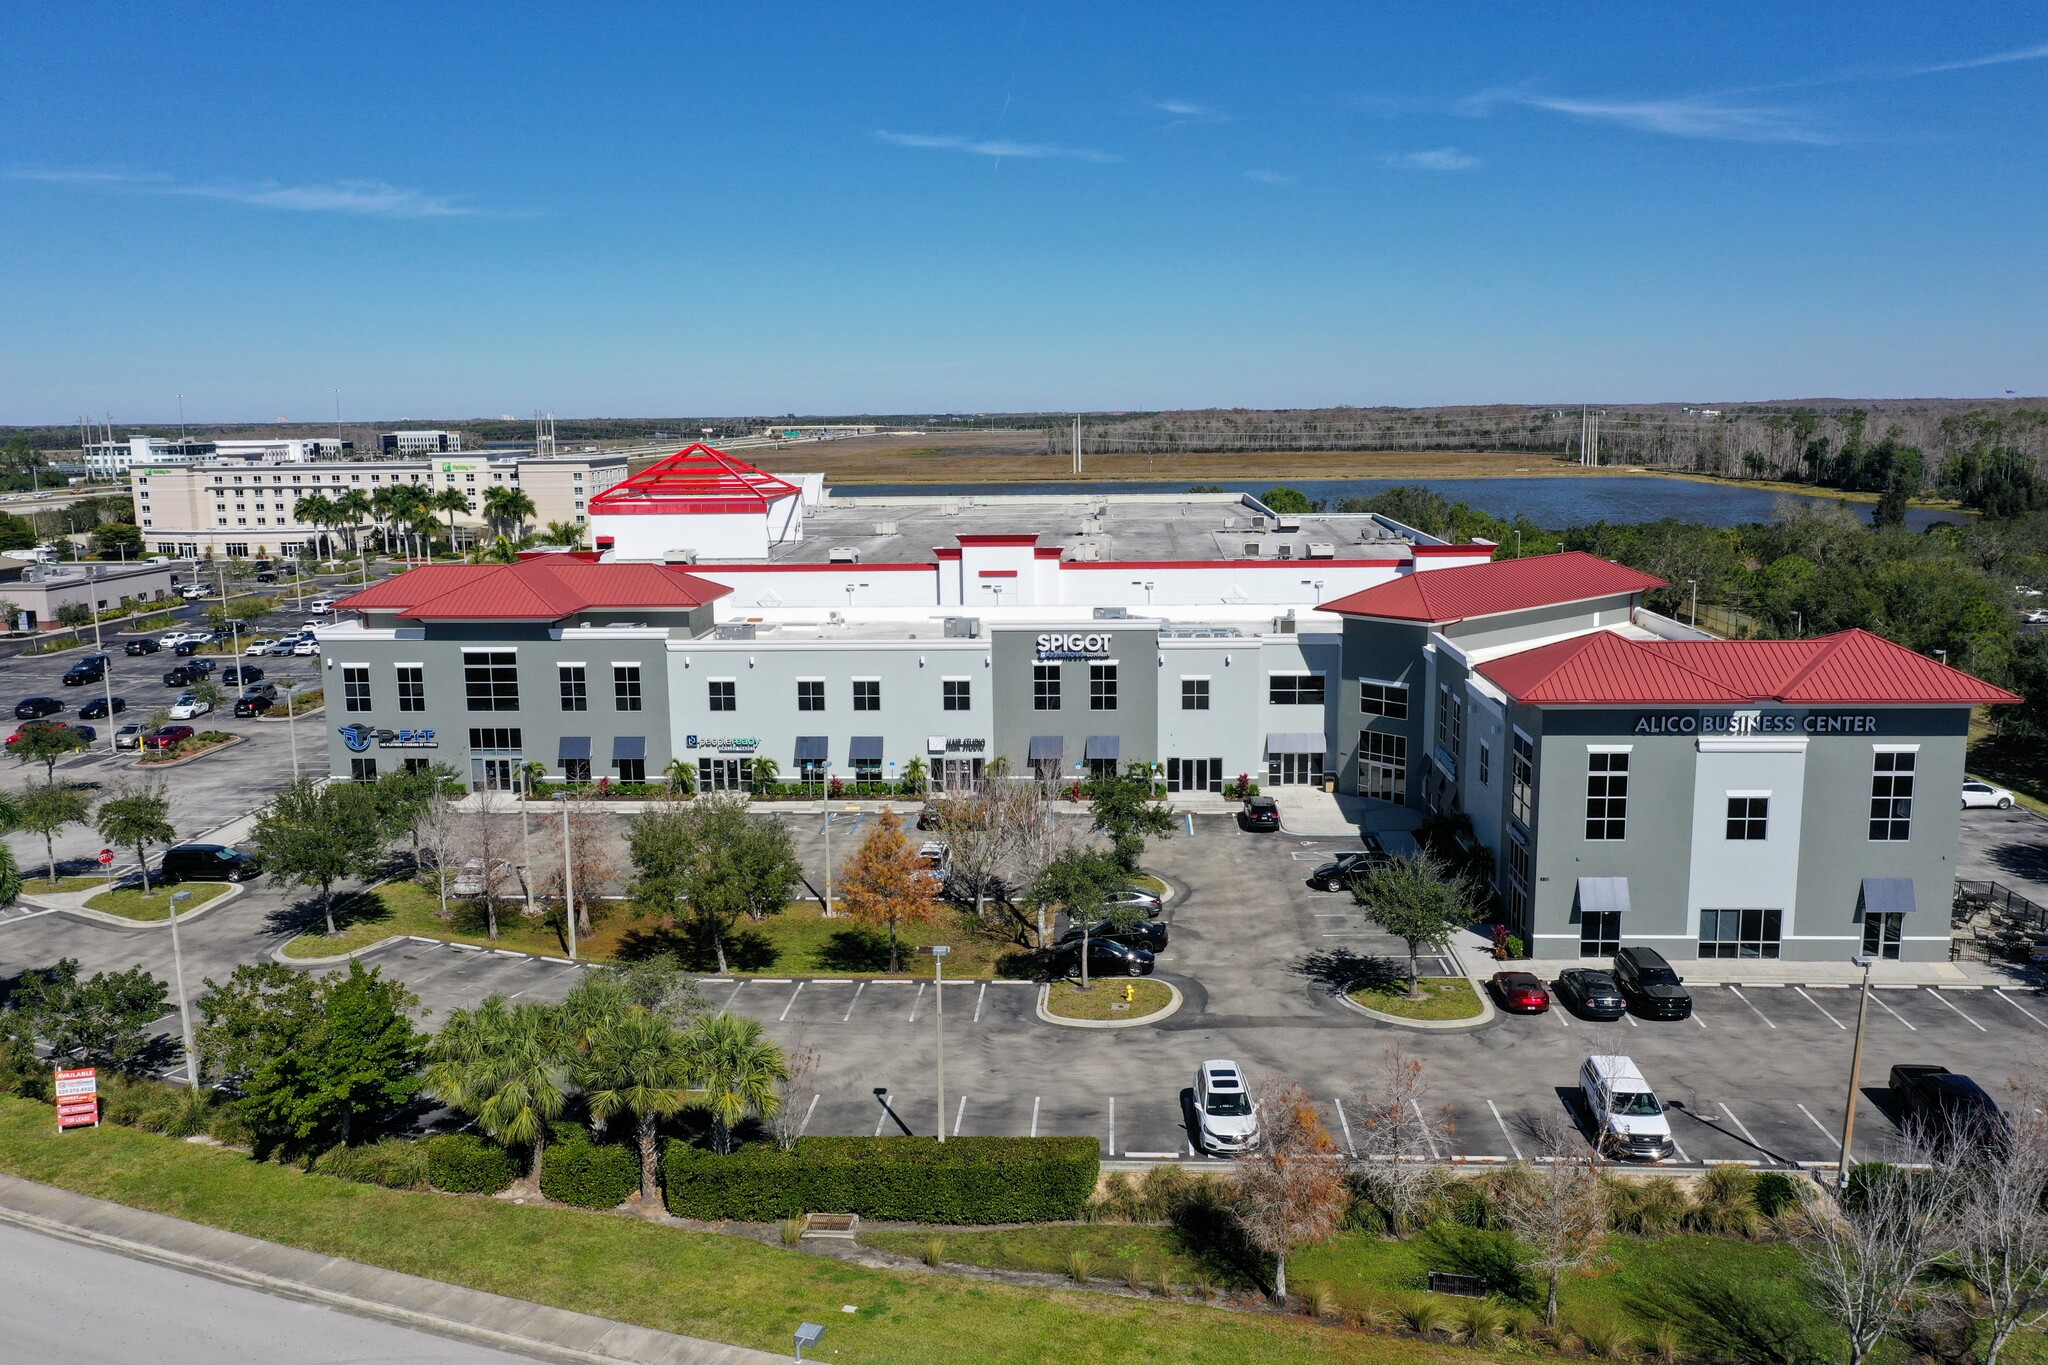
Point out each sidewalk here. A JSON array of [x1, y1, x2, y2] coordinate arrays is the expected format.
[[0, 1172, 781, 1365], [1452, 927, 2042, 988]]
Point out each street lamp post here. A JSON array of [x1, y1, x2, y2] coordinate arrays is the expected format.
[[822, 810, 834, 917], [168, 889, 198, 1091], [1687, 578, 1699, 629], [519, 773, 535, 916], [281, 681, 300, 781], [931, 944, 950, 1143], [1838, 953, 1875, 1187], [556, 793, 577, 962]]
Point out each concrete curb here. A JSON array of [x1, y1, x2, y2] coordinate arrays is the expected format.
[[1036, 979, 1184, 1029], [274, 931, 423, 967], [131, 732, 248, 769], [1336, 976, 1498, 1030], [0, 1173, 780, 1364], [17, 880, 245, 929]]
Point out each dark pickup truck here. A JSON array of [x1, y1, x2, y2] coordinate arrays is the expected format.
[[1889, 1064, 2005, 1142]]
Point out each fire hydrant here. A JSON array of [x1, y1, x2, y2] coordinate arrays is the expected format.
[[1123, 982, 1135, 1004]]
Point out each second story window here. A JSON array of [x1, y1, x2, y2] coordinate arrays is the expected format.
[[853, 679, 880, 711], [1033, 664, 1061, 710], [342, 666, 371, 713], [395, 666, 425, 712], [708, 679, 735, 712], [797, 679, 824, 712], [463, 651, 519, 712], [1870, 750, 1916, 841], [559, 665, 587, 712], [943, 678, 971, 711], [1510, 732, 1536, 829], [1360, 680, 1408, 718], [1181, 677, 1210, 710], [1726, 795, 1769, 841], [1090, 663, 1118, 711], [1269, 673, 1325, 705], [614, 664, 642, 712]]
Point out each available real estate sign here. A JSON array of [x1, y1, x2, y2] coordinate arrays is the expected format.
[[54, 1066, 98, 1131]]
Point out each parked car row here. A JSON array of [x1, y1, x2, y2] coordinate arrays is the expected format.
[[1050, 884, 1168, 977], [1490, 946, 1694, 1020]]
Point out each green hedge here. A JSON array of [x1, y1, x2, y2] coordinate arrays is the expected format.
[[425, 1134, 518, 1194], [663, 1136, 1099, 1224], [541, 1138, 638, 1209], [316, 1137, 428, 1189]]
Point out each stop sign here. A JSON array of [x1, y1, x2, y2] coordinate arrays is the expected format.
[[97, 849, 113, 866]]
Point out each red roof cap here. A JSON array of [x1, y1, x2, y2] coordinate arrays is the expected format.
[[588, 444, 801, 516], [1318, 551, 1666, 624], [1479, 627, 2020, 707], [336, 559, 730, 621]]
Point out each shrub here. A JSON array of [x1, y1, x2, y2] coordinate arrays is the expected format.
[[1687, 1164, 1763, 1237], [1576, 1318, 1630, 1358], [1458, 1299, 1506, 1345], [923, 1237, 946, 1268], [1395, 1293, 1450, 1337], [541, 1136, 637, 1209], [1067, 1249, 1094, 1282], [1751, 1170, 1803, 1220], [129, 1085, 218, 1138], [425, 1133, 518, 1194], [1606, 1175, 1688, 1233], [316, 1137, 428, 1189], [663, 1136, 1098, 1223]]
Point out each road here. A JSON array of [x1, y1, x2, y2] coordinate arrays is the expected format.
[[0, 1221, 540, 1363]]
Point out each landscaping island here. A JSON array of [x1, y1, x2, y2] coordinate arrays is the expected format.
[[1346, 977, 1484, 1023]]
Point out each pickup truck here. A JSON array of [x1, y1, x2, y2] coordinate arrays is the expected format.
[[1889, 1064, 2005, 1142]]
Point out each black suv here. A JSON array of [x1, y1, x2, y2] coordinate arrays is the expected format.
[[123, 638, 160, 656], [1612, 946, 1693, 1019], [162, 661, 214, 687], [221, 664, 263, 686], [14, 696, 64, 720], [1240, 795, 1280, 832], [1052, 937, 1155, 978], [1308, 835, 1391, 891], [1058, 918, 1169, 953], [62, 655, 110, 686], [1890, 1065, 2006, 1145], [159, 844, 263, 883]]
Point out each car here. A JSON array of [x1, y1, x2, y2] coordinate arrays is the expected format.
[[449, 858, 515, 899], [1962, 780, 2016, 810], [1103, 887, 1165, 918], [1052, 936, 1155, 978], [221, 665, 263, 686], [1193, 1060, 1260, 1155], [232, 695, 273, 717], [915, 801, 945, 831], [122, 638, 160, 656], [1554, 968, 1629, 1021], [113, 723, 145, 750], [253, 572, 277, 584], [306, 598, 336, 615], [292, 638, 320, 656], [240, 681, 279, 702], [1057, 918, 1169, 952], [159, 844, 262, 882], [1490, 970, 1551, 1013], [1240, 794, 1280, 831], [158, 631, 199, 647], [262, 638, 296, 657], [1580, 1055, 1676, 1161], [914, 839, 951, 882], [167, 692, 213, 720], [7, 720, 88, 748], [172, 638, 209, 656], [77, 695, 126, 720], [2026, 609, 2048, 625], [1612, 946, 1693, 1020], [61, 655, 110, 686], [1889, 1064, 2006, 1142], [1308, 836, 1392, 891], [14, 696, 63, 720], [162, 665, 203, 687], [2019, 586, 2044, 597], [142, 724, 195, 750], [243, 639, 276, 656], [177, 584, 210, 599]]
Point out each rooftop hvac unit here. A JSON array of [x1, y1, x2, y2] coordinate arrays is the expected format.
[[1278, 543, 1295, 559], [1276, 517, 1301, 532], [829, 547, 860, 563], [872, 521, 898, 535], [1074, 543, 1101, 561], [1273, 614, 1298, 634], [662, 549, 697, 564], [1093, 606, 1130, 620], [1249, 516, 1268, 532], [715, 623, 757, 641], [1307, 543, 1336, 559], [943, 616, 981, 638], [1244, 542, 1262, 557]]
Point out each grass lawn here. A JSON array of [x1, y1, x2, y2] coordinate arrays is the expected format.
[[279, 879, 608, 961], [1046, 978, 1173, 1020], [82, 880, 232, 921], [0, 1099, 1481, 1365], [29, 874, 124, 894], [1967, 716, 2048, 817], [1129, 873, 1169, 898], [865, 1222, 1251, 1289], [1347, 977, 1483, 1021]]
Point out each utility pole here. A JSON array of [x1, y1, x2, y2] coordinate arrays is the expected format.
[[558, 793, 577, 961], [1838, 954, 1874, 1187], [168, 890, 198, 1091], [1072, 416, 1081, 476]]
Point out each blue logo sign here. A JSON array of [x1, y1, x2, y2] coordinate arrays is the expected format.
[[685, 734, 698, 750], [338, 723, 374, 753]]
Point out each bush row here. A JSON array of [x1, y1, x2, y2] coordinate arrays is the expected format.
[[314, 1133, 519, 1194], [663, 1136, 1100, 1223], [540, 1134, 639, 1209]]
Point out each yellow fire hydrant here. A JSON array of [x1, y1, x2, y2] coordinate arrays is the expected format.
[[1123, 982, 1136, 1004]]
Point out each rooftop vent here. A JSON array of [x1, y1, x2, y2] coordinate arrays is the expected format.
[[1278, 543, 1295, 559], [1073, 543, 1101, 561], [1093, 606, 1130, 620], [1275, 517, 1301, 532], [662, 549, 697, 565], [715, 623, 757, 641], [828, 547, 860, 563], [1307, 542, 1336, 559], [1244, 542, 1262, 557], [872, 521, 898, 535], [1249, 516, 1268, 532], [943, 616, 981, 638], [1273, 614, 1298, 634]]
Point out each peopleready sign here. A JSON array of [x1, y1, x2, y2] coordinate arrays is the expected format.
[[1633, 710, 1880, 735], [1035, 632, 1114, 660]]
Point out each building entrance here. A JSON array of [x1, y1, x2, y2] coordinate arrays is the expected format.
[[1267, 752, 1325, 786], [1167, 757, 1222, 793], [936, 756, 984, 792]]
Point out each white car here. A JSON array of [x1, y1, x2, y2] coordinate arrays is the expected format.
[[1194, 1060, 1260, 1155], [157, 631, 198, 648], [167, 692, 213, 720], [1580, 1055, 1675, 1161], [292, 638, 319, 656], [1962, 780, 2017, 810], [1104, 887, 1165, 919], [2018, 586, 2043, 598], [178, 585, 210, 599], [2026, 610, 2048, 625], [306, 599, 336, 615], [243, 639, 276, 656]]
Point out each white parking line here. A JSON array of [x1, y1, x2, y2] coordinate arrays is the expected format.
[[779, 982, 805, 1021], [953, 1096, 967, 1137], [908, 982, 927, 1022], [842, 981, 867, 1022], [1333, 1098, 1357, 1156], [1031, 1096, 1040, 1138], [1869, 991, 1917, 1030], [873, 1102, 889, 1138], [1411, 1098, 1441, 1159], [973, 982, 988, 1023], [1552, 1008, 1571, 1028], [1796, 1103, 1841, 1148], [1727, 986, 1777, 1029], [1108, 1097, 1116, 1156], [1796, 988, 1847, 1030], [1670, 1137, 1691, 1164], [1718, 1102, 1769, 1157], [1995, 990, 2048, 1030], [1927, 989, 1989, 1032], [717, 981, 745, 1018], [1487, 1100, 1525, 1161], [796, 1093, 819, 1138]]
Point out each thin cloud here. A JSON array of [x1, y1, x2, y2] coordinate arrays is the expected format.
[[1465, 90, 1835, 144], [9, 169, 486, 217], [874, 131, 1118, 163], [1383, 148, 1478, 171], [1146, 97, 1229, 128], [1910, 41, 2048, 75], [1245, 169, 1294, 185]]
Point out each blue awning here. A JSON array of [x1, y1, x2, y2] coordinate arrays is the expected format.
[[1862, 877, 1917, 913], [1028, 735, 1063, 762], [850, 735, 884, 761], [612, 735, 646, 761], [794, 735, 828, 762], [1085, 735, 1120, 762], [1576, 877, 1631, 913], [558, 735, 591, 762]]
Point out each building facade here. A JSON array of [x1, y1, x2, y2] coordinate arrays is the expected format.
[[381, 430, 463, 455]]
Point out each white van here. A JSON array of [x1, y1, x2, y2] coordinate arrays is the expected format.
[[1579, 1055, 1675, 1161], [305, 598, 336, 615]]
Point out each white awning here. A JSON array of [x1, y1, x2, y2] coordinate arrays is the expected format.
[[1576, 877, 1631, 913]]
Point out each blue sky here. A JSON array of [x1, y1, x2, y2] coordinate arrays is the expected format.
[[4, 3, 2045, 422]]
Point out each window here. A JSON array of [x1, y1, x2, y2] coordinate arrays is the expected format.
[[1699, 908, 1783, 959], [1436, 684, 1463, 761], [615, 757, 645, 783], [467, 728, 523, 752], [1862, 911, 1904, 960], [797, 679, 825, 712], [1360, 680, 1409, 719], [614, 664, 643, 712], [853, 757, 882, 783], [1726, 795, 1769, 840], [1089, 663, 1118, 711], [1269, 674, 1325, 705], [1033, 664, 1061, 711], [698, 757, 752, 791], [1181, 677, 1210, 711], [1870, 750, 1916, 841], [402, 757, 431, 775], [1580, 910, 1622, 958], [1507, 831, 1532, 936], [708, 679, 735, 712], [1585, 751, 1629, 840], [562, 757, 592, 784], [342, 666, 372, 713], [1478, 742, 1491, 786], [943, 678, 971, 711], [1358, 730, 1407, 802], [463, 651, 519, 711], [1510, 733, 1536, 827], [349, 757, 378, 782], [852, 679, 880, 711], [558, 665, 587, 711]]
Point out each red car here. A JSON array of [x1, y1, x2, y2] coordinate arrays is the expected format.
[[7, 720, 92, 748], [143, 724, 195, 750], [1490, 970, 1551, 1013]]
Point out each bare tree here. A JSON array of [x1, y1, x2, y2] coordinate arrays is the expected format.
[[418, 779, 465, 919], [1493, 1117, 1608, 1325], [1948, 1086, 2048, 1365], [1798, 1154, 1959, 1365], [1351, 1047, 1455, 1233], [936, 782, 1035, 926], [1004, 792, 1089, 948], [1230, 1076, 1351, 1301], [535, 795, 621, 943], [770, 1036, 820, 1152], [467, 784, 515, 939]]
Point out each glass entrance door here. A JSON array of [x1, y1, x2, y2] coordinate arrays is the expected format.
[[1167, 757, 1222, 792], [937, 757, 983, 792], [472, 757, 514, 791], [1267, 752, 1325, 786]]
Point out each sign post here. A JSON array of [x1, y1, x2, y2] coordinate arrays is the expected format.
[[54, 1066, 99, 1130], [98, 846, 114, 899]]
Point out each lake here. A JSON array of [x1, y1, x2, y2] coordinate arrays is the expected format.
[[833, 475, 1969, 532]]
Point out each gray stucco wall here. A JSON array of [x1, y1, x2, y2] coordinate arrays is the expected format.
[[989, 624, 1159, 777], [1336, 618, 1428, 800]]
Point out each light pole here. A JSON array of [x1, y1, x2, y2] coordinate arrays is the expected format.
[[556, 793, 577, 962], [1792, 610, 1802, 639], [89, 599, 116, 753], [281, 681, 300, 781], [168, 890, 198, 1091], [1687, 578, 1698, 629], [519, 771, 535, 916], [930, 944, 950, 1143], [1838, 953, 1874, 1188], [822, 810, 834, 917]]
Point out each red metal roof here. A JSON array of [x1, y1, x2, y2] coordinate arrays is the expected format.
[[336, 559, 730, 621], [1317, 552, 1666, 624], [1479, 627, 2020, 707], [587, 444, 801, 516]]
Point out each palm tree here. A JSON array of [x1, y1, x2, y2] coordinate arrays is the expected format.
[[424, 997, 572, 1192], [406, 509, 444, 564], [748, 755, 780, 796], [292, 493, 338, 559], [482, 486, 537, 541], [681, 1012, 786, 1156], [332, 490, 373, 554], [540, 520, 586, 548], [431, 486, 472, 552], [577, 1009, 696, 1203]]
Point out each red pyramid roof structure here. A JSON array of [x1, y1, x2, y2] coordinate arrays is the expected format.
[[588, 444, 802, 516]]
